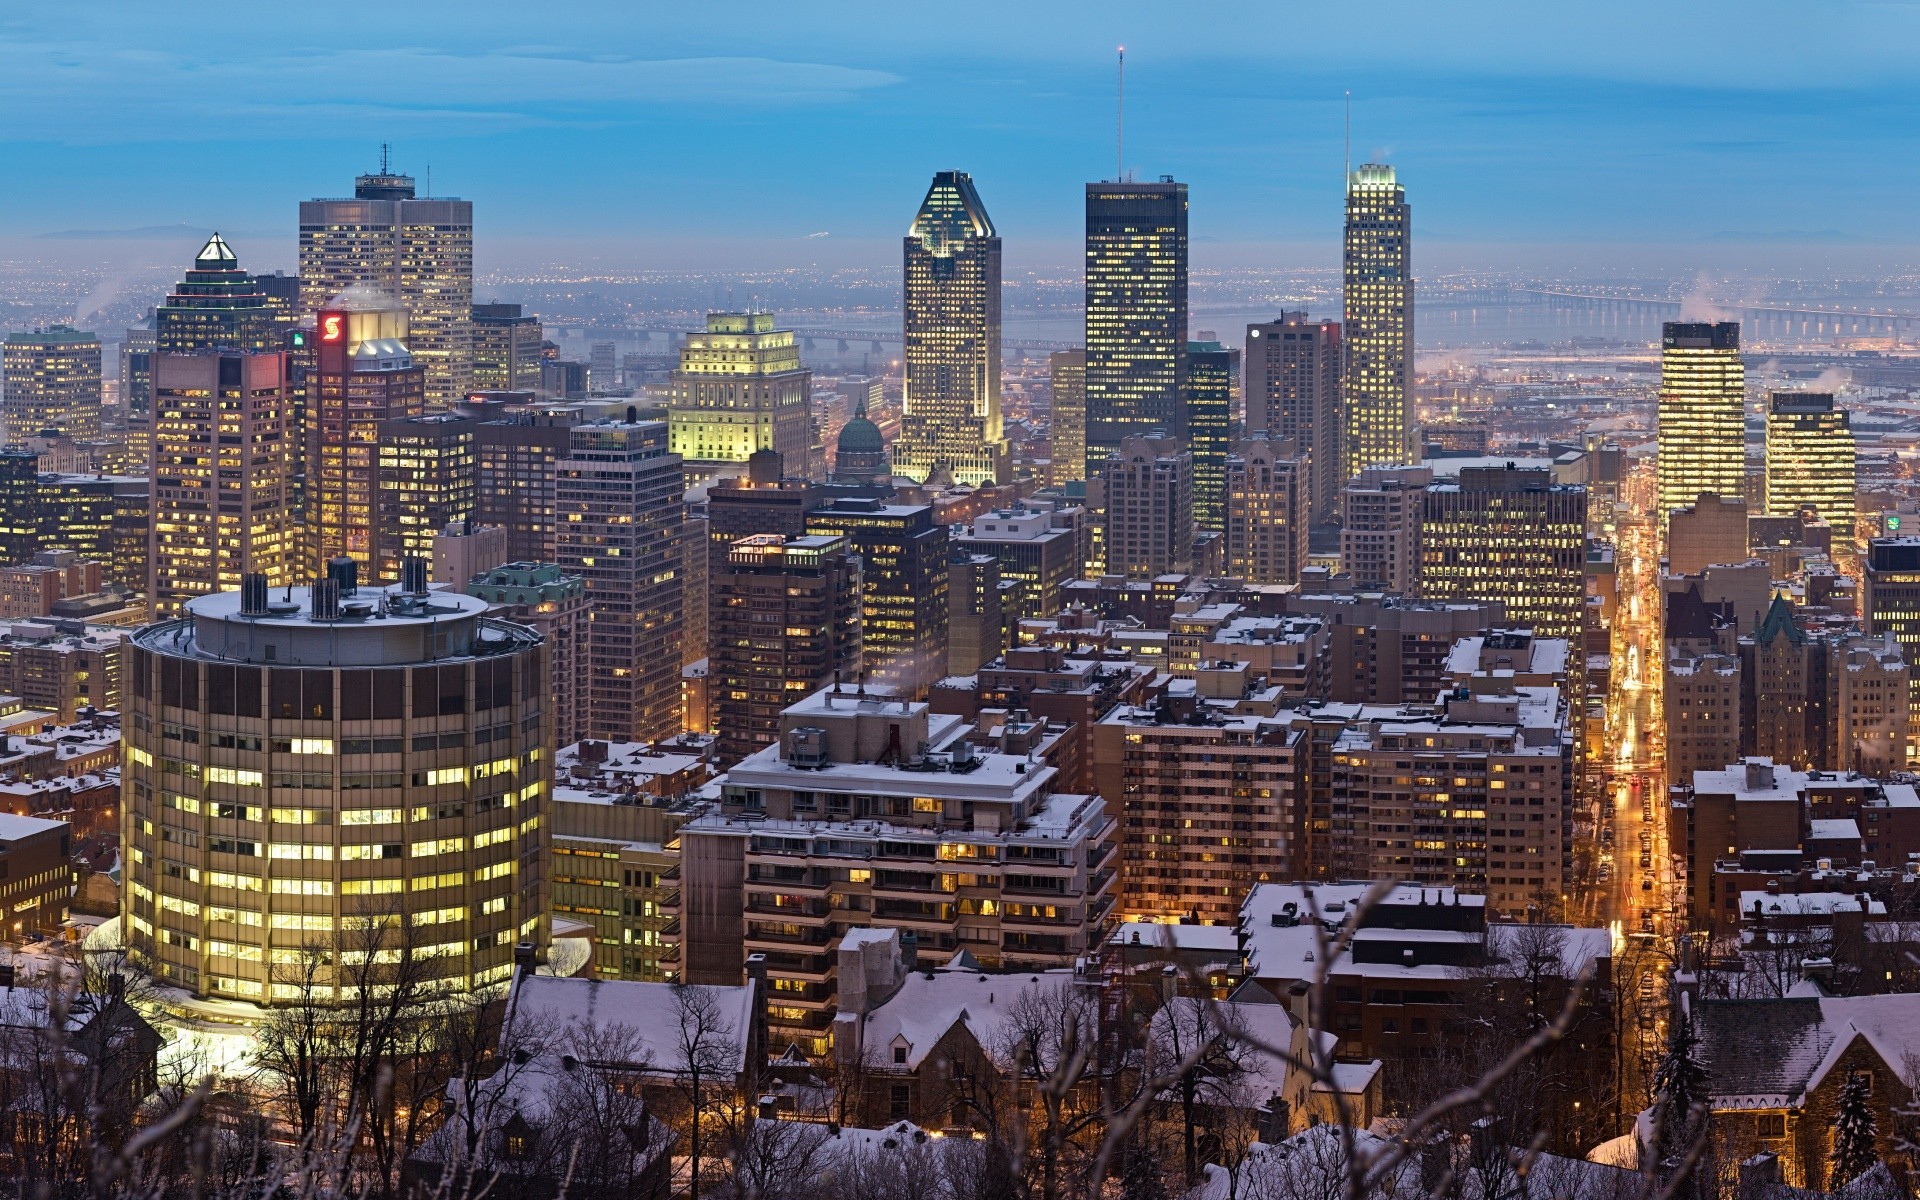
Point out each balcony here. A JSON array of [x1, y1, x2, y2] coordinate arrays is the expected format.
[[746, 896, 831, 921], [744, 924, 832, 948]]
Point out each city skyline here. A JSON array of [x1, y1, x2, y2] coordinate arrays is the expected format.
[[4, 2, 1920, 274]]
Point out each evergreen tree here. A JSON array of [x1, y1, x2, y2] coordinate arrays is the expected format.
[[1650, 1012, 1711, 1197], [1832, 1072, 1880, 1187]]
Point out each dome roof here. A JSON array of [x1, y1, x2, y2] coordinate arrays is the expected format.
[[837, 397, 884, 452]]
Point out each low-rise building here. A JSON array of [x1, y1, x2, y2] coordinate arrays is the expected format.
[[0, 812, 72, 936]]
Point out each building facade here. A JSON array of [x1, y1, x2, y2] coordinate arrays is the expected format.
[[121, 579, 551, 1004], [155, 234, 278, 355], [1420, 465, 1588, 640], [895, 172, 1007, 486], [1341, 466, 1431, 592], [3, 327, 102, 442], [373, 414, 478, 582], [666, 313, 815, 476], [1246, 314, 1342, 524], [1083, 180, 1188, 476], [1657, 322, 1746, 529], [1102, 432, 1194, 579], [805, 498, 949, 699], [1765, 391, 1855, 539], [1224, 435, 1309, 586], [467, 562, 589, 751], [470, 303, 544, 393], [1186, 340, 1237, 531], [1048, 350, 1086, 487], [1342, 164, 1412, 479]]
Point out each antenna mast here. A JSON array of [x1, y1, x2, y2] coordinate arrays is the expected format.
[[380, 142, 390, 174], [1116, 47, 1125, 183]]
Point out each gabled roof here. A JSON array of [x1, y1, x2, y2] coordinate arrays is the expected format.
[[860, 969, 1077, 1071], [1664, 584, 1733, 642], [502, 973, 758, 1079], [1694, 992, 1920, 1109], [1753, 592, 1805, 647]]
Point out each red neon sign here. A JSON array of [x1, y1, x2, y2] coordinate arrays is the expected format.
[[320, 314, 345, 342]]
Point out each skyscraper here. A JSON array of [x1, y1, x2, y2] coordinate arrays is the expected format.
[[306, 288, 426, 576], [155, 234, 277, 355], [471, 303, 544, 393], [298, 157, 473, 404], [2, 327, 102, 442], [805, 497, 949, 699], [1186, 340, 1237, 531], [1765, 391, 1855, 537], [1084, 179, 1189, 475], [149, 351, 293, 614], [1341, 465, 1432, 592], [1342, 164, 1412, 480], [710, 533, 863, 765], [1657, 322, 1745, 527], [1048, 349, 1086, 487], [1420, 465, 1587, 640], [1224, 435, 1309, 586], [555, 420, 685, 743], [894, 171, 1007, 486], [1863, 537, 1920, 759], [666, 313, 815, 477], [1246, 313, 1342, 523], [1102, 432, 1194, 578], [374, 413, 478, 581]]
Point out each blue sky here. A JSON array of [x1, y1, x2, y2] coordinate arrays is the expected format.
[[4, 1, 1919, 273]]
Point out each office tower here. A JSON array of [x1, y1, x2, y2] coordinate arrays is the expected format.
[[3, 327, 102, 441], [154, 234, 278, 354], [667, 313, 815, 476], [1657, 322, 1745, 527], [37, 472, 149, 591], [298, 157, 473, 404], [1766, 392, 1855, 536], [1048, 349, 1087, 487], [894, 171, 1007, 486], [832, 397, 889, 484], [710, 533, 863, 764], [1094, 684, 1302, 923], [120, 321, 156, 415], [955, 503, 1086, 619], [1224, 435, 1308, 585], [555, 420, 685, 743], [1247, 313, 1342, 522], [1863, 537, 1920, 760], [374, 413, 478, 581], [122, 576, 551, 1003], [589, 342, 616, 391], [1342, 163, 1413, 478], [1419, 465, 1587, 640], [471, 303, 545, 392], [1101, 432, 1194, 578], [0, 450, 40, 564], [805, 497, 949, 698], [149, 351, 293, 614], [1084, 179, 1189, 475], [476, 411, 577, 563], [1186, 340, 1237, 530], [306, 288, 427, 576], [1341, 465, 1431, 591], [678, 690, 1116, 1052], [948, 551, 1004, 676], [1666, 494, 1750, 576], [467, 562, 590, 750], [707, 451, 823, 556]]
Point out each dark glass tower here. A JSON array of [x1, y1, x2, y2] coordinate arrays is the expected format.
[[155, 233, 278, 354], [1185, 340, 1236, 531], [1084, 179, 1189, 477]]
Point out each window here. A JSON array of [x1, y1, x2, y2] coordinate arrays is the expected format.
[[1755, 1113, 1786, 1140], [889, 1084, 911, 1121], [893, 1046, 907, 1065]]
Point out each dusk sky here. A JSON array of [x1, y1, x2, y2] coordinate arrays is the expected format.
[[6, 0, 1920, 274]]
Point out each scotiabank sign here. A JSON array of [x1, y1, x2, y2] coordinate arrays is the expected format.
[[319, 313, 345, 343], [316, 310, 349, 373]]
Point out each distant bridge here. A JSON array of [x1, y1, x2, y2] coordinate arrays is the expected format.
[[1458, 287, 1920, 337]]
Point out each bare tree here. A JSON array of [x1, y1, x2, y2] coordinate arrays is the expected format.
[[671, 982, 743, 1200]]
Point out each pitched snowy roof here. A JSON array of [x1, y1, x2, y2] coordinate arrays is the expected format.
[[859, 969, 1077, 1071], [1694, 993, 1920, 1109], [503, 972, 757, 1077]]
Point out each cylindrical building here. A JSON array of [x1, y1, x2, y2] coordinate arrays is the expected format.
[[122, 576, 549, 1006]]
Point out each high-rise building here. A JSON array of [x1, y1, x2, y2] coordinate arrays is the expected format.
[[37, 472, 149, 591], [3, 327, 102, 442], [709, 533, 863, 764], [1246, 314, 1342, 522], [1224, 435, 1309, 586], [471, 303, 544, 393], [947, 551, 1004, 676], [298, 159, 473, 404], [475, 410, 578, 564], [122, 578, 551, 1004], [0, 451, 41, 564], [467, 561, 590, 750], [306, 288, 427, 576], [894, 171, 1007, 486], [430, 520, 508, 585], [666, 313, 815, 477], [954, 503, 1088, 620], [1101, 432, 1193, 579], [589, 342, 616, 391], [155, 234, 278, 355], [555, 420, 685, 743], [374, 414, 477, 581], [1419, 465, 1588, 640], [805, 497, 949, 699], [1657, 322, 1745, 528], [1341, 465, 1431, 592], [1186, 340, 1237, 531], [1342, 164, 1413, 479], [1667, 494, 1750, 576], [1765, 391, 1855, 537], [149, 351, 293, 614], [120, 321, 156, 415], [1047, 349, 1086, 487], [1863, 537, 1920, 760], [1084, 179, 1189, 476]]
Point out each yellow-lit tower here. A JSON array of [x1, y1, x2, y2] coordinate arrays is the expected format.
[[1765, 391, 1855, 538], [1657, 321, 1746, 528], [666, 313, 815, 478], [1342, 163, 1412, 480], [895, 171, 1007, 486], [1084, 179, 1188, 477]]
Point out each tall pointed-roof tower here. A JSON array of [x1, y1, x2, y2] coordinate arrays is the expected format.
[[155, 233, 277, 354]]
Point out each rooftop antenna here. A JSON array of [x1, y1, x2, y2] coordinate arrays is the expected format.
[[380, 142, 391, 174], [425, 161, 431, 196], [1116, 47, 1125, 183]]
